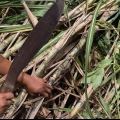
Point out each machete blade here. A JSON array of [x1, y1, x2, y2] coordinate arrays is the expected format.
[[0, 0, 64, 93]]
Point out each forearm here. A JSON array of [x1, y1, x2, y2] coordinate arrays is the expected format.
[[0, 55, 28, 85], [0, 56, 11, 76], [0, 56, 52, 98]]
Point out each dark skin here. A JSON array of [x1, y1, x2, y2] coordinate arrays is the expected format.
[[0, 55, 53, 115]]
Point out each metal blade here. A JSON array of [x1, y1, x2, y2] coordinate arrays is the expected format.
[[0, 0, 64, 93]]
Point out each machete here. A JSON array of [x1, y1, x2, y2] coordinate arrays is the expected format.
[[0, 0, 64, 93]]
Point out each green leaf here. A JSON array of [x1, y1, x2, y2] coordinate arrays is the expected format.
[[97, 59, 112, 68], [115, 53, 120, 61], [82, 68, 104, 90], [79, 110, 91, 119], [81, 59, 112, 86], [92, 68, 104, 90], [84, 1, 103, 117], [99, 93, 112, 118], [82, 74, 95, 84], [118, 78, 120, 85], [101, 69, 120, 86], [0, 24, 32, 33]]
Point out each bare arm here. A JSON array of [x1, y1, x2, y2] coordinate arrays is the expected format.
[[0, 55, 24, 82], [0, 55, 52, 115], [0, 55, 52, 97]]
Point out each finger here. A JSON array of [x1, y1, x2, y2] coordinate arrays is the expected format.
[[45, 84, 53, 90], [37, 88, 49, 98], [4, 92, 14, 100], [29, 92, 34, 96], [1, 106, 9, 114], [41, 92, 49, 98], [1, 100, 13, 108], [43, 79, 47, 83], [45, 87, 51, 94], [6, 100, 13, 106]]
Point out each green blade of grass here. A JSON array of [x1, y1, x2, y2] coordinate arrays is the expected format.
[[99, 92, 112, 118], [84, 0, 104, 118], [0, 24, 32, 33]]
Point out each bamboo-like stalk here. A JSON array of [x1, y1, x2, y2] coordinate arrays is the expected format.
[[1, 1, 41, 117], [69, 11, 119, 118], [15, 36, 24, 44], [67, 5, 119, 118], [27, 34, 86, 119], [25, 2, 119, 118], [24, 40, 77, 73], [5, 19, 29, 52], [66, 84, 93, 119], [0, 0, 119, 119], [53, 40, 78, 63], [105, 26, 119, 59], [56, 90, 72, 118], [21, 0, 38, 27], [35, 0, 118, 78], [0, 34, 16, 52], [60, 0, 96, 21], [0, 33, 9, 43], [0, 1, 39, 117], [100, 0, 116, 10], [1, 44, 52, 119], [35, 14, 87, 77], [56, 74, 77, 119], [34, 31, 66, 59], [2, 38, 26, 58], [23, 46, 52, 72], [23, 31, 66, 72], [0, 7, 10, 24], [89, 87, 116, 118], [100, 4, 118, 21]]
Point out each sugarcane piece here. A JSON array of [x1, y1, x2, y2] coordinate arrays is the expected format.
[[0, 34, 16, 52], [60, 0, 96, 21], [5, 19, 29, 51], [2, 38, 26, 58], [21, 0, 38, 27], [3, 32, 67, 118], [35, 0, 116, 78], [67, 4, 119, 119], [25, 1, 119, 118], [27, 33, 87, 119], [35, 14, 90, 77], [0, 0, 119, 119]]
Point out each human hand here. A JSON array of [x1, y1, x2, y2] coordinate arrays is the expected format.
[[22, 74, 53, 97], [0, 92, 14, 115]]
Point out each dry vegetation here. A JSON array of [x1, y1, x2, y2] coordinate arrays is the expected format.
[[0, 0, 120, 119]]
